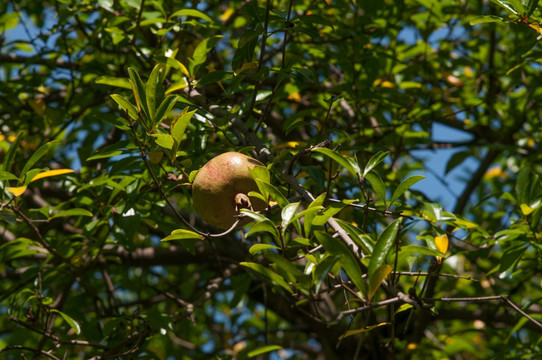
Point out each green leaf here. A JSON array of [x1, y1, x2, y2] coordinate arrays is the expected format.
[[189, 35, 223, 75], [390, 175, 425, 206], [339, 322, 390, 340], [367, 218, 402, 278], [2, 132, 23, 172], [154, 95, 179, 128], [281, 202, 300, 230], [171, 8, 214, 22], [162, 229, 204, 241], [255, 180, 288, 208], [247, 345, 282, 358], [400, 245, 446, 258], [469, 15, 506, 25], [312, 147, 360, 176], [240, 262, 293, 293], [150, 133, 174, 149], [313, 255, 339, 293], [50, 208, 93, 219], [315, 231, 366, 298], [363, 151, 390, 177], [146, 63, 166, 123], [304, 193, 327, 236], [335, 219, 375, 254], [445, 150, 471, 175], [50, 309, 81, 335], [128, 67, 149, 121], [365, 172, 387, 206], [111, 94, 139, 120], [197, 70, 233, 86], [95, 76, 132, 89], [490, 0, 519, 14], [0, 170, 19, 181], [245, 219, 280, 238], [156, 56, 190, 78], [516, 167, 529, 204], [171, 108, 196, 154], [21, 141, 58, 177], [312, 200, 355, 226], [368, 264, 392, 300], [249, 243, 280, 255]]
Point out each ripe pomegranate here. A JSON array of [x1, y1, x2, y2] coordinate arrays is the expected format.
[[192, 152, 267, 229]]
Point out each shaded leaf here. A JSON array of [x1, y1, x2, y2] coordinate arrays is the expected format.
[[368, 218, 402, 278], [368, 264, 392, 301], [162, 229, 204, 241], [315, 231, 366, 298], [50, 209, 93, 219], [240, 262, 293, 293], [339, 322, 390, 340], [365, 172, 387, 206]]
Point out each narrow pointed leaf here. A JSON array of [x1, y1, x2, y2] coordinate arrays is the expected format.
[[247, 345, 282, 358], [150, 133, 174, 149], [50, 208, 93, 219], [127, 67, 149, 120], [390, 175, 425, 206], [21, 141, 57, 177], [315, 231, 366, 298], [111, 94, 139, 120], [240, 262, 293, 293], [281, 202, 300, 229], [162, 229, 204, 241], [3, 132, 23, 171], [368, 218, 402, 278], [363, 151, 390, 177], [30, 169, 74, 182], [171, 8, 214, 22], [365, 172, 387, 206], [154, 95, 179, 127], [146, 63, 166, 123], [312, 147, 359, 176], [50, 309, 81, 335], [368, 264, 392, 300]]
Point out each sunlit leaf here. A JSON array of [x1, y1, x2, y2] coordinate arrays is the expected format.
[[390, 175, 425, 206], [435, 234, 449, 255], [50, 309, 81, 335], [247, 345, 282, 358], [162, 229, 204, 241], [363, 151, 390, 177], [111, 94, 139, 120], [312, 147, 360, 176], [6, 186, 27, 197], [30, 169, 74, 182]]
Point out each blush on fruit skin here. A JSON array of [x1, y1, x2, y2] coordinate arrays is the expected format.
[[191, 152, 267, 230]]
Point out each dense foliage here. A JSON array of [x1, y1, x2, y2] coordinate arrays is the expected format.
[[1, 0, 542, 358]]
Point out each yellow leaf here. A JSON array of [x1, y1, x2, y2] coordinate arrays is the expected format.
[[435, 234, 449, 255], [30, 169, 74, 182], [220, 8, 234, 22], [287, 92, 301, 102], [6, 186, 27, 197], [520, 203, 534, 216], [373, 79, 393, 88]]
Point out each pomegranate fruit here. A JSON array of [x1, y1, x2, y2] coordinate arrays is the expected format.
[[192, 152, 267, 229]]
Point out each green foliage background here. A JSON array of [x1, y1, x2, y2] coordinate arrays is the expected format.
[[1, 0, 542, 359]]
